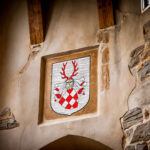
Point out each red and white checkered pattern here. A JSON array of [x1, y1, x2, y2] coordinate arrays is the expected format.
[[55, 87, 84, 109]]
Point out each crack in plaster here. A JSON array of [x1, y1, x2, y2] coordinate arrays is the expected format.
[[19, 44, 42, 74]]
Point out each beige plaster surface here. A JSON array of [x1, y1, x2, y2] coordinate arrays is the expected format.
[[0, 0, 150, 150]]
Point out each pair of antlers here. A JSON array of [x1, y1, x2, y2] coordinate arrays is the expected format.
[[60, 61, 79, 80]]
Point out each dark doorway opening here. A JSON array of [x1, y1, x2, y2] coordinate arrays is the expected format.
[[40, 135, 113, 150]]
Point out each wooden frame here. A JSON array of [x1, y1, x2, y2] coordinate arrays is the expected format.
[[141, 0, 150, 13], [38, 46, 98, 124]]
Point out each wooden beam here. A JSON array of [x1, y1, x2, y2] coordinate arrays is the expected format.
[[27, 0, 44, 45], [97, 0, 115, 29]]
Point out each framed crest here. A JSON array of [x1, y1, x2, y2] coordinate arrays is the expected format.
[[39, 46, 98, 124]]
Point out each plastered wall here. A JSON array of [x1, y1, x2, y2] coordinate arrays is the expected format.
[[0, 0, 150, 150]]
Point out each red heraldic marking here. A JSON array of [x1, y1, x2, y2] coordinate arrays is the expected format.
[[78, 88, 84, 94], [80, 82, 85, 86], [52, 60, 88, 113], [54, 87, 84, 110], [56, 94, 61, 99], [73, 93, 78, 100], [65, 104, 71, 109], [66, 95, 72, 103], [67, 88, 73, 94], [73, 101, 78, 108], [55, 88, 59, 91], [59, 97, 65, 105]]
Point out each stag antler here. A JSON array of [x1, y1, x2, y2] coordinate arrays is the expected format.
[[70, 61, 79, 79], [60, 62, 68, 80]]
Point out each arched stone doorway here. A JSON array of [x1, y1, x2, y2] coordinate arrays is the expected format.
[[40, 135, 113, 150]]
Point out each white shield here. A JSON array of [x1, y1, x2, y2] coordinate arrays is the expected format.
[[50, 56, 90, 115]]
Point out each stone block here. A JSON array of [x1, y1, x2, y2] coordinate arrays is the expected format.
[[130, 45, 144, 58], [141, 43, 150, 60], [129, 45, 144, 69], [128, 80, 150, 109], [143, 20, 150, 41], [131, 120, 150, 143], [125, 145, 135, 150], [138, 60, 150, 80], [129, 56, 140, 68], [102, 47, 109, 64], [97, 31, 109, 43], [0, 108, 19, 130], [122, 108, 143, 129], [136, 143, 148, 150], [144, 109, 149, 119], [125, 128, 133, 138], [101, 65, 109, 90]]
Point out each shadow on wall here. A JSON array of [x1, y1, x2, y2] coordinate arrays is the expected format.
[[40, 135, 113, 150]]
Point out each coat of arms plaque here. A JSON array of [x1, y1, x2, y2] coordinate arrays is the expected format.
[[39, 46, 98, 123]]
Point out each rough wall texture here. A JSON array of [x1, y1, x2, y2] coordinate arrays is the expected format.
[[0, 0, 150, 150], [121, 20, 150, 150]]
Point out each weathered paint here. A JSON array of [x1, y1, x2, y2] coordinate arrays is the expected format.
[[0, 0, 150, 150]]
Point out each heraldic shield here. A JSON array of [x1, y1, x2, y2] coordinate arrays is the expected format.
[[50, 56, 90, 115]]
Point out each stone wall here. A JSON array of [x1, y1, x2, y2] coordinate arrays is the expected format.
[[121, 20, 150, 150], [0, 0, 150, 150]]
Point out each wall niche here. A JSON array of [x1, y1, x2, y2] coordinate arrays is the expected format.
[[38, 46, 99, 124]]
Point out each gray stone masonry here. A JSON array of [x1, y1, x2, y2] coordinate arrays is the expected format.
[[131, 120, 150, 143], [136, 143, 148, 150], [122, 107, 143, 129], [125, 145, 135, 150]]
